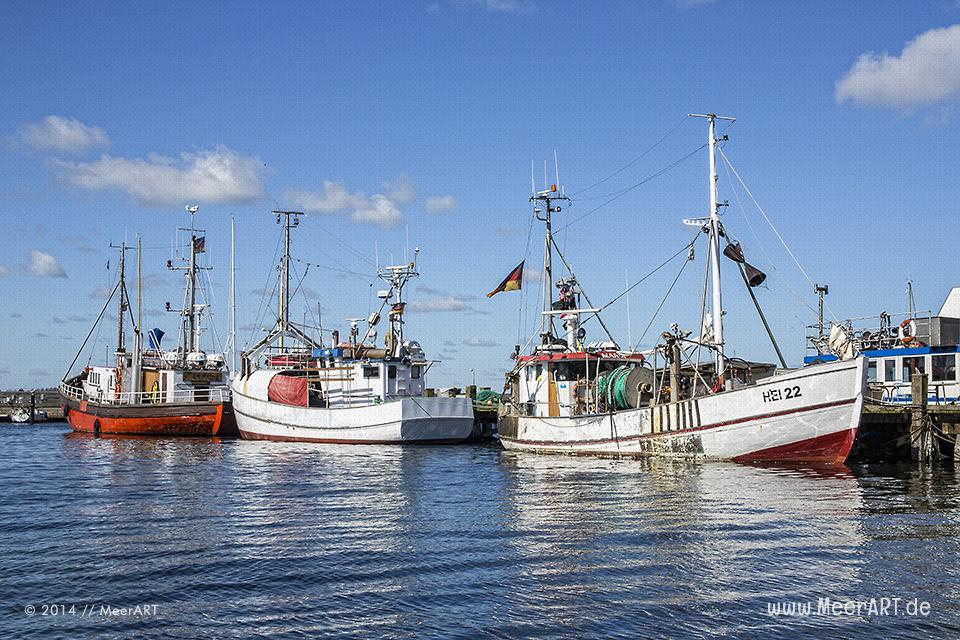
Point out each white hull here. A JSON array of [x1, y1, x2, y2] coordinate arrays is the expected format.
[[231, 377, 474, 444], [501, 358, 867, 463]]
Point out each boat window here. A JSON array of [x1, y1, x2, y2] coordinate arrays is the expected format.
[[362, 366, 380, 379], [901, 356, 925, 381], [867, 361, 877, 383], [411, 365, 421, 379], [932, 355, 957, 382], [883, 359, 896, 382], [388, 365, 397, 379]]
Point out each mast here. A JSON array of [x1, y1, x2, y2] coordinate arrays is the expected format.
[[229, 216, 236, 372], [691, 113, 735, 381], [132, 237, 142, 395], [532, 185, 569, 346], [274, 210, 304, 349], [116, 241, 127, 360], [239, 210, 316, 375], [186, 206, 198, 352]]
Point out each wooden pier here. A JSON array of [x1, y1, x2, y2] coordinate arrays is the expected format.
[[853, 375, 960, 463]]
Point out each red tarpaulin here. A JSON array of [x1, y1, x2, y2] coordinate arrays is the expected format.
[[267, 375, 308, 406]]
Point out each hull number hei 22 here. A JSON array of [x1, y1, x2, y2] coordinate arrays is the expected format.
[[762, 386, 802, 403]]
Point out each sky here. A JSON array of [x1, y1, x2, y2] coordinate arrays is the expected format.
[[2, 1, 960, 390]]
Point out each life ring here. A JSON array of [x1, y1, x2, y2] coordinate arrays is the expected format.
[[898, 319, 917, 346]]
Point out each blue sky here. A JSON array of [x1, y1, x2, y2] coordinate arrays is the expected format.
[[2, 1, 960, 389]]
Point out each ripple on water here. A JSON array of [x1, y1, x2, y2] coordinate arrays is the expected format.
[[1, 424, 960, 638]]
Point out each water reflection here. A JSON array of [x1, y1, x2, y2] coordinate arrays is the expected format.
[[1, 424, 959, 638]]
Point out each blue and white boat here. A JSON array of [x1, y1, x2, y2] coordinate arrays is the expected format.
[[805, 287, 960, 405]]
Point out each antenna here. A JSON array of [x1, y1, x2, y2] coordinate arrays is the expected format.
[[554, 149, 560, 195], [531, 160, 536, 195]]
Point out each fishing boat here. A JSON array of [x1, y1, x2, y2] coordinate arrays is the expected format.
[[230, 211, 474, 444], [498, 114, 868, 464], [58, 207, 232, 436], [805, 284, 960, 405]]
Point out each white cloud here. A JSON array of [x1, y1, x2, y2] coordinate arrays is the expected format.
[[446, 0, 537, 13], [836, 24, 960, 111], [352, 194, 403, 228], [287, 181, 404, 228], [382, 174, 416, 204], [463, 337, 499, 347], [673, 0, 716, 8], [287, 181, 368, 213], [53, 145, 265, 206], [27, 250, 67, 278], [407, 296, 470, 312], [425, 195, 456, 213], [9, 115, 110, 154]]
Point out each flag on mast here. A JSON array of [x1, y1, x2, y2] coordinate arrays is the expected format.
[[487, 261, 524, 298]]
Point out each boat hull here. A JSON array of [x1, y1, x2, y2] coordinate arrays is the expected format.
[[59, 394, 226, 436], [232, 379, 475, 444], [500, 358, 867, 464]]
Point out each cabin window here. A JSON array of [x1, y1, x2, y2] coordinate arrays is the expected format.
[[901, 356, 925, 381], [362, 366, 380, 379], [867, 361, 877, 383], [535, 364, 543, 379], [388, 365, 397, 379], [883, 359, 896, 382], [932, 355, 957, 382], [411, 365, 421, 379]]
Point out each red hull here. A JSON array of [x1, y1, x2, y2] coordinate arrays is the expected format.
[[732, 427, 857, 465], [61, 398, 225, 437]]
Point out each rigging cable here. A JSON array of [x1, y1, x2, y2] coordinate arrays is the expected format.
[[718, 147, 836, 321], [720, 157, 819, 318], [554, 143, 708, 234], [569, 114, 691, 197], [633, 240, 696, 351], [243, 227, 284, 349]]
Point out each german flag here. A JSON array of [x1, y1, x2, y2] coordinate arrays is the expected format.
[[487, 261, 524, 298]]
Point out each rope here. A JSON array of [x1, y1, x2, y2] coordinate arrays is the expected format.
[[569, 114, 691, 197], [718, 147, 835, 321], [634, 241, 695, 350], [553, 143, 707, 234]]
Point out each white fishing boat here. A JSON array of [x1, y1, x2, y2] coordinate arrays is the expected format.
[[498, 114, 868, 464], [231, 211, 474, 444]]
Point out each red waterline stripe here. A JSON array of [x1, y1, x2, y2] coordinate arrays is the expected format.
[[501, 397, 857, 447]]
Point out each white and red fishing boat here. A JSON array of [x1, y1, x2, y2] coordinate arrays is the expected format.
[[59, 207, 233, 436], [230, 211, 474, 444], [498, 114, 867, 464]]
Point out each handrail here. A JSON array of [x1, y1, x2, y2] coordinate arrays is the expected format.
[[59, 381, 229, 405]]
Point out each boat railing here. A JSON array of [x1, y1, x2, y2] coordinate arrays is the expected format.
[[806, 310, 934, 356], [870, 381, 957, 405], [59, 381, 229, 405]]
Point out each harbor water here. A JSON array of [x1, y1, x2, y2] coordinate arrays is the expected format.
[[2, 423, 959, 638]]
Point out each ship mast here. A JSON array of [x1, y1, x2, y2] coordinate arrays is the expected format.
[[167, 206, 212, 362], [532, 185, 569, 346], [240, 210, 318, 374], [187, 206, 198, 352], [275, 210, 304, 349], [691, 113, 735, 382], [115, 241, 127, 362]]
